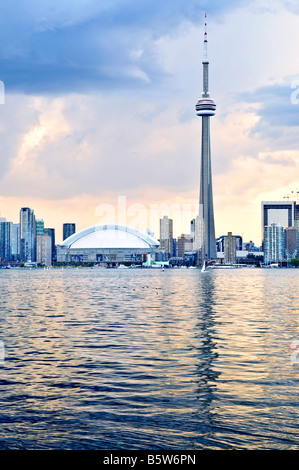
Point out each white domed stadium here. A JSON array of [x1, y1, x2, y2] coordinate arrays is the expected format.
[[56, 224, 160, 265]]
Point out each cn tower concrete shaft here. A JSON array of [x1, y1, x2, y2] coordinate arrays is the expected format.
[[199, 111, 216, 260]]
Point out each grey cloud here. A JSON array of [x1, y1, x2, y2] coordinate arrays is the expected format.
[[0, 93, 200, 200], [0, 94, 40, 177], [0, 0, 247, 95], [239, 79, 299, 146]]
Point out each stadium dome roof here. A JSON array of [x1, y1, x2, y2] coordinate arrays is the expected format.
[[60, 224, 160, 250]]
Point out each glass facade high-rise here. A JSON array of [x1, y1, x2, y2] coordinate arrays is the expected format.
[[11, 223, 20, 261], [285, 227, 299, 260], [0, 221, 12, 261], [36, 219, 45, 235], [20, 207, 36, 262], [264, 223, 285, 263], [262, 201, 296, 260], [44, 228, 56, 263], [63, 223, 76, 241]]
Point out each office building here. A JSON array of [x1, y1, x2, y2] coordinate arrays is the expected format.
[[36, 219, 45, 235], [20, 207, 36, 262], [262, 201, 295, 231], [224, 232, 237, 264], [0, 221, 12, 261], [172, 239, 178, 258], [44, 228, 56, 263], [285, 227, 299, 260], [191, 216, 203, 264], [11, 223, 20, 261], [262, 201, 295, 255], [264, 223, 285, 263], [36, 234, 52, 266], [159, 216, 173, 258], [195, 13, 217, 260], [177, 234, 193, 257], [63, 223, 76, 241]]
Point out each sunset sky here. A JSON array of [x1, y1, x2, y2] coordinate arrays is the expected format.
[[0, 0, 299, 245]]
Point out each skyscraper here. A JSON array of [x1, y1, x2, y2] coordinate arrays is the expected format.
[[0, 221, 12, 261], [177, 234, 193, 257], [11, 223, 20, 261], [191, 216, 203, 254], [44, 228, 56, 263], [224, 232, 237, 264], [195, 13, 216, 260], [36, 219, 45, 235], [36, 234, 52, 266], [159, 216, 173, 258], [63, 223, 76, 241], [261, 201, 295, 252], [262, 201, 295, 231], [285, 227, 299, 260], [264, 223, 285, 263], [20, 207, 36, 262]]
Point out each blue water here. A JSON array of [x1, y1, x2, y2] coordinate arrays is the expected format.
[[0, 267, 298, 449]]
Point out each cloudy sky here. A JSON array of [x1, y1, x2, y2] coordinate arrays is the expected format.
[[0, 0, 298, 244]]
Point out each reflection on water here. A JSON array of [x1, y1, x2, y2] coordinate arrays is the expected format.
[[0, 268, 298, 449]]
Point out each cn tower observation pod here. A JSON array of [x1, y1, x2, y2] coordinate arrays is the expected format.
[[56, 223, 160, 265]]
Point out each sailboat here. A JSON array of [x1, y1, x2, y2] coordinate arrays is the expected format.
[[201, 260, 206, 272]]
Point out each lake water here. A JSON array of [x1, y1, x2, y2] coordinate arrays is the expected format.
[[0, 267, 298, 450]]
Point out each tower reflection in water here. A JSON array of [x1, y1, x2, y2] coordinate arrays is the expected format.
[[192, 273, 220, 442]]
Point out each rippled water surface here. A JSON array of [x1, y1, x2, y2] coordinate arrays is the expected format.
[[0, 267, 298, 449]]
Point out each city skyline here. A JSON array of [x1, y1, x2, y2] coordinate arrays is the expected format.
[[1, 198, 299, 266], [1, 193, 299, 249], [0, 1, 299, 245]]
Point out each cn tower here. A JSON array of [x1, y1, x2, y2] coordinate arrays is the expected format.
[[195, 13, 216, 261]]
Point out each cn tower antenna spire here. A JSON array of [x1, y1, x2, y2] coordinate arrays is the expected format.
[[204, 12, 208, 62]]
